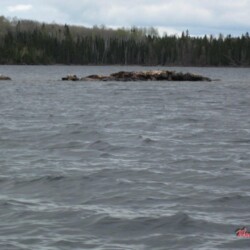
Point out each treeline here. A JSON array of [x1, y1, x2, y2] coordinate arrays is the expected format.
[[0, 16, 250, 66]]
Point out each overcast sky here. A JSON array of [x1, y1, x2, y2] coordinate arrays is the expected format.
[[1, 0, 250, 36]]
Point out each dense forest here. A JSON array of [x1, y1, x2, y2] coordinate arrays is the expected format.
[[0, 16, 250, 66]]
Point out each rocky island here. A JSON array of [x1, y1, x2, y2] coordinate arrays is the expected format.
[[62, 70, 211, 82]]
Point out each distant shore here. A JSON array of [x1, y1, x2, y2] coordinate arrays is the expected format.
[[1, 16, 250, 66], [0, 64, 250, 68]]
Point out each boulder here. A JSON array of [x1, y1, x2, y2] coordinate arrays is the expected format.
[[62, 74, 79, 81], [81, 74, 109, 81], [0, 74, 11, 80]]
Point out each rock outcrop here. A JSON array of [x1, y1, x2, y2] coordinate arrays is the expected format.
[[62, 70, 211, 82], [0, 74, 11, 80], [62, 74, 79, 81]]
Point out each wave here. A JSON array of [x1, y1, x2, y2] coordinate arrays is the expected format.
[[30, 175, 66, 183], [88, 140, 123, 152], [45, 141, 85, 150], [88, 140, 111, 150], [229, 139, 250, 144], [100, 153, 113, 158], [0, 176, 9, 183], [10, 175, 68, 188], [0, 196, 40, 208], [85, 212, 229, 237], [211, 194, 250, 206], [142, 137, 157, 144]]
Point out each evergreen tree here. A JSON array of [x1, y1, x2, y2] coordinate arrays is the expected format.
[[0, 16, 250, 66]]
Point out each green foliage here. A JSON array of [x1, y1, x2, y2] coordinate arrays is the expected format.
[[0, 16, 250, 65]]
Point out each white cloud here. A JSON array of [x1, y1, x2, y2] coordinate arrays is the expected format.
[[7, 4, 33, 12], [2, 0, 250, 36], [54, 0, 250, 35]]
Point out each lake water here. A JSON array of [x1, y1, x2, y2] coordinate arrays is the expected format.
[[0, 65, 250, 249]]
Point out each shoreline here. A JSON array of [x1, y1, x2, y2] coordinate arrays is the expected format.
[[0, 64, 250, 69]]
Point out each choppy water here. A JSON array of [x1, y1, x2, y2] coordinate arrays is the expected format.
[[0, 65, 250, 249]]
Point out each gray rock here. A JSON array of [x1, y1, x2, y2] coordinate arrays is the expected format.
[[0, 74, 11, 80], [62, 74, 79, 81]]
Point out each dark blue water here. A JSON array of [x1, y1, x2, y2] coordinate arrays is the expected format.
[[0, 66, 250, 249]]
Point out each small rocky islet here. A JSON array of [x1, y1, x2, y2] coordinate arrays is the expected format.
[[62, 70, 212, 82]]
